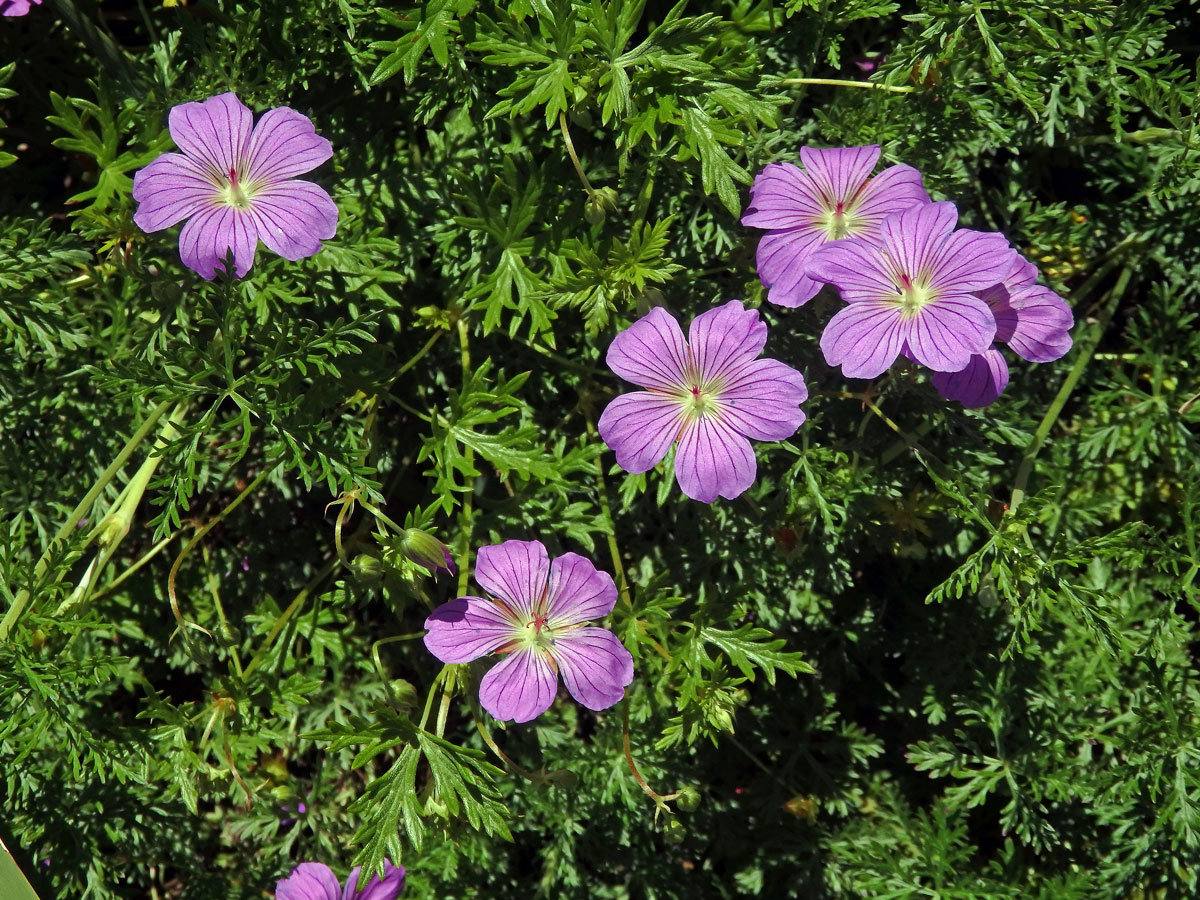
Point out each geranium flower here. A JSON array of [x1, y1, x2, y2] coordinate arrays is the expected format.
[[741, 145, 929, 308], [0, 0, 41, 16], [598, 300, 807, 502], [132, 92, 337, 279], [932, 255, 1074, 407], [423, 540, 633, 724], [807, 201, 1014, 378], [275, 861, 404, 900]]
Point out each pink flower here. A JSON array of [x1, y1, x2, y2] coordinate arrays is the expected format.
[[423, 540, 633, 724], [132, 92, 337, 279], [598, 300, 807, 503], [808, 202, 1015, 378], [275, 861, 404, 900], [1, 0, 41, 16], [742, 145, 929, 308]]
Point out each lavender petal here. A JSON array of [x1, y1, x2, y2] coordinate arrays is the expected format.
[[852, 163, 930, 228], [606, 306, 690, 391], [754, 227, 827, 308], [799, 144, 880, 205], [1003, 286, 1075, 362], [932, 349, 1009, 408], [478, 647, 558, 723], [275, 863, 342, 900], [177, 206, 258, 279], [925, 229, 1016, 294], [474, 540, 549, 617], [545, 553, 618, 627], [820, 302, 905, 378], [342, 862, 405, 900], [248, 179, 338, 261], [718, 358, 808, 441], [805, 239, 895, 302], [551, 628, 634, 712], [674, 415, 757, 503], [597, 392, 685, 475], [131, 153, 217, 233], [168, 92, 253, 176], [741, 161, 824, 229], [688, 300, 767, 382], [905, 294, 997, 372], [242, 106, 334, 184], [423, 597, 517, 664], [879, 201, 959, 277]]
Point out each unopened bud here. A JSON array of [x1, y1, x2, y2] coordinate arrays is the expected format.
[[398, 529, 455, 577], [216, 623, 241, 646], [675, 786, 701, 812], [663, 817, 686, 844], [389, 679, 419, 708], [351, 553, 384, 584]]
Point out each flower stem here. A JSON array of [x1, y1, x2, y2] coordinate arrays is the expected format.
[[1009, 264, 1134, 513], [243, 553, 341, 679], [455, 319, 474, 596], [622, 701, 677, 812], [781, 77, 917, 93], [0, 399, 176, 642], [558, 111, 595, 195]]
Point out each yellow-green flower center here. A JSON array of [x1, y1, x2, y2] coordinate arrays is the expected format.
[[896, 276, 932, 317], [820, 202, 858, 240], [218, 166, 255, 210]]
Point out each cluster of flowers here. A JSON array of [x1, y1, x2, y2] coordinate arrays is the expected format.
[[742, 145, 1074, 408]]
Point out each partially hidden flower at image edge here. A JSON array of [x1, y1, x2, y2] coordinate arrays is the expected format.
[[423, 540, 634, 724], [741, 144, 929, 308], [0, 0, 40, 15], [132, 91, 338, 279], [932, 254, 1075, 408], [275, 861, 405, 900], [807, 201, 1015, 379], [598, 299, 808, 503]]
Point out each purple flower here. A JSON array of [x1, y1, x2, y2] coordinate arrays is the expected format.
[[808, 201, 1015, 378], [933, 254, 1074, 408], [132, 92, 338, 280], [741, 145, 929, 308], [597, 300, 807, 503], [0, 0, 41, 15], [275, 861, 405, 900], [423, 540, 633, 724]]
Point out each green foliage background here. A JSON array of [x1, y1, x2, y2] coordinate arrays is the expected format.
[[1, 1, 1199, 897]]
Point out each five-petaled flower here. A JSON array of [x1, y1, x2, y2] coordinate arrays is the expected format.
[[598, 300, 807, 503], [0, 0, 41, 15], [808, 201, 1015, 379], [275, 861, 404, 900], [741, 144, 929, 308], [423, 540, 634, 724], [132, 92, 338, 279], [932, 254, 1075, 407]]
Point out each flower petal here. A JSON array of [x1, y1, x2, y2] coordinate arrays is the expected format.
[[423, 597, 517, 664], [806, 239, 896, 303], [545, 553, 618, 627], [597, 391, 685, 475], [474, 540, 549, 617], [168, 92, 253, 177], [242, 106, 334, 184], [551, 628, 634, 712], [932, 349, 1009, 408], [1002, 285, 1074, 362], [177, 206, 258, 279], [924, 229, 1015, 294], [689, 300, 767, 382], [275, 863, 342, 900], [131, 153, 218, 232], [478, 648, 558, 723], [606, 306, 690, 391], [799, 144, 880, 206], [753, 226, 828, 308], [674, 415, 757, 503], [718, 358, 808, 441], [248, 180, 338, 260], [741, 161, 825, 229], [904, 294, 997, 372], [342, 862, 405, 900], [879, 201, 960, 279], [849, 163, 930, 228], [820, 302, 905, 378]]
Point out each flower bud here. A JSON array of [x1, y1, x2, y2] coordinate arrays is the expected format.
[[675, 786, 701, 812], [389, 679, 419, 708], [398, 529, 455, 577], [216, 623, 241, 647], [350, 552, 383, 584], [663, 817, 686, 844]]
